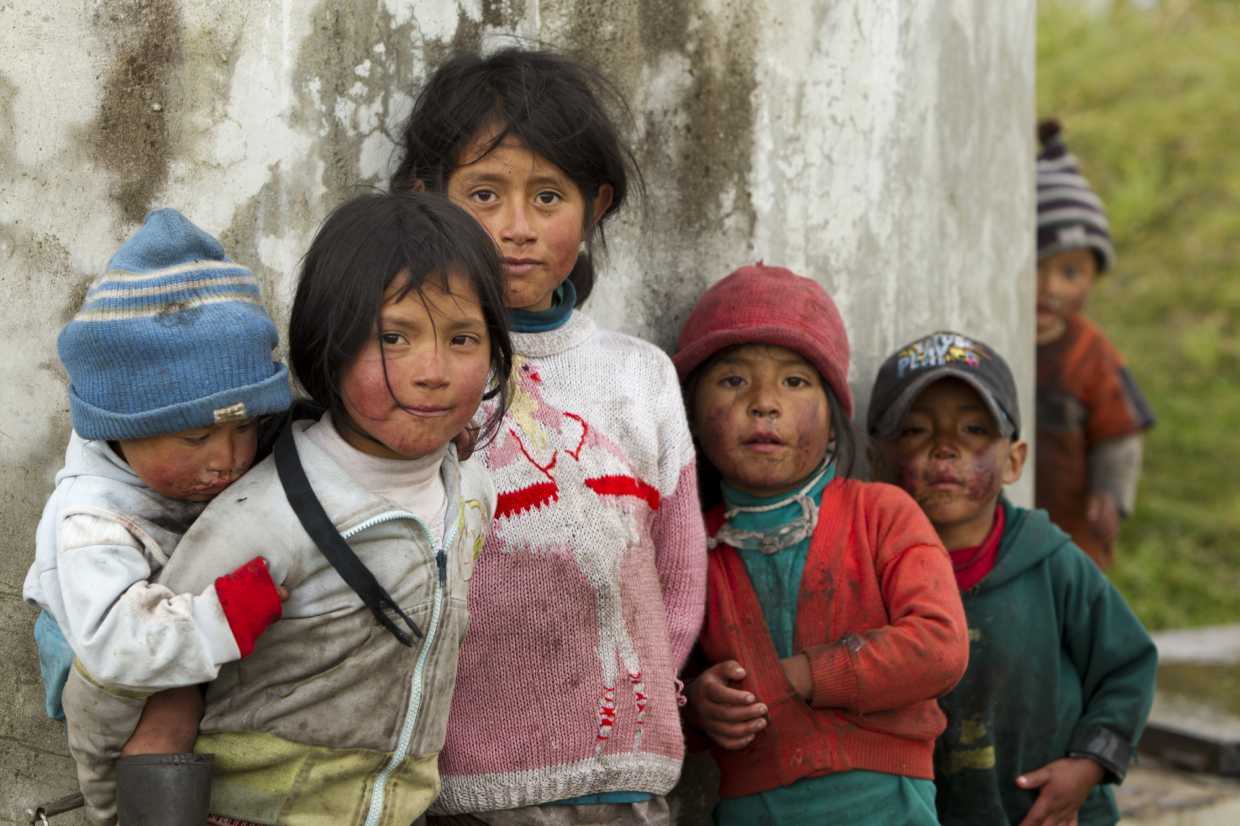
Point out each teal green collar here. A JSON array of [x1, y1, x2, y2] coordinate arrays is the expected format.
[[510, 281, 576, 333], [714, 461, 837, 554]]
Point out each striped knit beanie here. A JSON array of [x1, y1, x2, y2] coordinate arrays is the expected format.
[[1037, 118, 1114, 273], [673, 263, 853, 418], [58, 209, 290, 441]]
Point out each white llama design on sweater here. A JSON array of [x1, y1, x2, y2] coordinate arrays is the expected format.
[[489, 357, 661, 753]]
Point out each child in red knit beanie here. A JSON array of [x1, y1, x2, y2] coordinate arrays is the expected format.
[[673, 264, 969, 825]]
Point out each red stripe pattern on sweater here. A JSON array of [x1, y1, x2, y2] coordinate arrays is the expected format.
[[433, 315, 707, 814]]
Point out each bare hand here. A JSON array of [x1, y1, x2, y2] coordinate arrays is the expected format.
[[277, 585, 290, 601], [1086, 491, 1120, 546], [1015, 757, 1105, 826], [780, 653, 812, 701], [685, 660, 767, 750]]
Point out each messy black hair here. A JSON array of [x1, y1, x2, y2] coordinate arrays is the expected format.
[[289, 192, 513, 448], [389, 47, 642, 306], [683, 358, 857, 511]]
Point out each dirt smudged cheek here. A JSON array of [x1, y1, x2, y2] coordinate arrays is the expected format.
[[966, 457, 1000, 502]]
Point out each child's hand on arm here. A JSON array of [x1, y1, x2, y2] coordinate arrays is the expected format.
[[1015, 756, 1106, 826], [780, 653, 812, 702], [1085, 491, 1120, 546], [686, 661, 767, 750]]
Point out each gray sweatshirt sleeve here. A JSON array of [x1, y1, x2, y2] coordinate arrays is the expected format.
[[1088, 433, 1144, 516]]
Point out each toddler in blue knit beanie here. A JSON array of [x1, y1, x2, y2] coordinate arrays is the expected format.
[[22, 209, 292, 824]]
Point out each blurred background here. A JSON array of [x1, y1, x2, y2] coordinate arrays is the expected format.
[[1038, 0, 1240, 631]]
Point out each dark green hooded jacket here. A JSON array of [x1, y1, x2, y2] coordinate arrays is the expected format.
[[934, 500, 1158, 825]]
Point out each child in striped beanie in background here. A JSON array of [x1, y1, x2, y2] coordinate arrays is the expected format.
[[1034, 119, 1155, 569], [23, 208, 291, 824]]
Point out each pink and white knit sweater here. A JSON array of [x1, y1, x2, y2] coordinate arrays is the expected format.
[[433, 311, 707, 813]]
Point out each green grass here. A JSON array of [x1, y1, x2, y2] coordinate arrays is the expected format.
[[1038, 1, 1240, 629]]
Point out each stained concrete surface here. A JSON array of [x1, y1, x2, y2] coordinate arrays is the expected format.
[[1151, 624, 1240, 741], [0, 1, 1036, 820], [1112, 625, 1240, 825], [1119, 761, 1240, 826], [1153, 625, 1240, 666]]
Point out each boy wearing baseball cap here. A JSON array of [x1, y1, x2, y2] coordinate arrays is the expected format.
[[868, 331, 1157, 826], [1036, 119, 1155, 568]]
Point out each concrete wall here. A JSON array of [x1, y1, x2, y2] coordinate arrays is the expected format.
[[0, 0, 1034, 819]]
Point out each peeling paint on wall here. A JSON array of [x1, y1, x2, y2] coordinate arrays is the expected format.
[[85, 0, 184, 223], [293, 0, 392, 197], [218, 173, 294, 326]]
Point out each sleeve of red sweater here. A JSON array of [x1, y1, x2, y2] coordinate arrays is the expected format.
[[805, 485, 969, 713]]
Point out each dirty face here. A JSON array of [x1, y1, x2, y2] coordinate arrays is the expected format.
[[876, 378, 1026, 548], [446, 130, 612, 312], [119, 419, 258, 502], [337, 271, 491, 460], [692, 344, 832, 498], [1036, 248, 1096, 344]]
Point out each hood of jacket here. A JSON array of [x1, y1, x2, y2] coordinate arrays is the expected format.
[[25, 433, 206, 612], [977, 497, 1075, 591], [57, 432, 206, 522]]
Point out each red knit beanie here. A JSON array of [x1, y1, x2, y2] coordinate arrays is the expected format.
[[673, 263, 853, 418]]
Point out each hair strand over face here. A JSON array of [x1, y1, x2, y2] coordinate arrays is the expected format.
[[389, 47, 644, 307], [288, 192, 514, 449]]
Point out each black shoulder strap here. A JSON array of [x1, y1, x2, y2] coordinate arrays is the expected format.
[[273, 420, 421, 646]]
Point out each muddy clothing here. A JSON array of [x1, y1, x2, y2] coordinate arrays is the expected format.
[[432, 312, 706, 814], [934, 499, 1157, 826], [724, 465, 837, 660], [22, 434, 231, 697], [698, 479, 968, 800], [427, 798, 669, 826], [1036, 314, 1154, 566], [71, 418, 495, 826], [706, 471, 940, 826], [23, 433, 282, 825], [176, 418, 492, 825]]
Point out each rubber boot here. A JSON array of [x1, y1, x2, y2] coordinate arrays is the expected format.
[[115, 752, 212, 825]]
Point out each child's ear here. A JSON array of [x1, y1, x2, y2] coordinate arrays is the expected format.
[[590, 184, 614, 228], [865, 439, 889, 482], [1003, 439, 1028, 486], [681, 375, 701, 438]]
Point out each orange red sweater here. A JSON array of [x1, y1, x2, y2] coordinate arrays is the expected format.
[[699, 479, 969, 798]]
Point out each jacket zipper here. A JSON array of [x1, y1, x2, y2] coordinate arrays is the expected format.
[[352, 509, 459, 826]]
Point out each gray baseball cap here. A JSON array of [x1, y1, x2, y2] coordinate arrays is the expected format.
[[867, 331, 1020, 440]]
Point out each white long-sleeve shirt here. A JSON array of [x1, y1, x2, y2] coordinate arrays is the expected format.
[[24, 433, 241, 689]]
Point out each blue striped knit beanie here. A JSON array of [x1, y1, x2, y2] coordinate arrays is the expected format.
[[58, 209, 291, 440], [1037, 119, 1114, 273]]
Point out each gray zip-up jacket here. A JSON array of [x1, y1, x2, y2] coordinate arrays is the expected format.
[[109, 418, 493, 825]]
